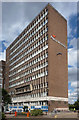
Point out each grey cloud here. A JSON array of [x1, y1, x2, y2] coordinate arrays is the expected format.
[[68, 89, 77, 104], [68, 67, 77, 82], [2, 2, 47, 46], [2, 2, 47, 25], [2, 2, 77, 46]]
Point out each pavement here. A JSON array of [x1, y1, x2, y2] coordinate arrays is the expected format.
[[5, 111, 79, 119]]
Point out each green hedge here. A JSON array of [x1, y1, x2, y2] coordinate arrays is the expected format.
[[30, 109, 43, 116]]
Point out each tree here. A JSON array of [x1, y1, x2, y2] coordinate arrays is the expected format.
[[74, 100, 79, 110], [69, 100, 79, 110], [69, 104, 74, 110], [2, 88, 11, 106]]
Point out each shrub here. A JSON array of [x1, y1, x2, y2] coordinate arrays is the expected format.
[[17, 112, 27, 116], [1, 112, 6, 120], [30, 109, 43, 116]]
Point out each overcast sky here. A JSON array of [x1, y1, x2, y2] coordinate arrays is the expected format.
[[1, 2, 78, 104]]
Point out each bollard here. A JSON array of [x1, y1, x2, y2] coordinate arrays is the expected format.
[[15, 111, 17, 117], [27, 111, 29, 117]]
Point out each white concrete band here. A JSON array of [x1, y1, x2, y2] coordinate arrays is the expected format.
[[12, 96, 68, 103], [55, 108, 69, 111]]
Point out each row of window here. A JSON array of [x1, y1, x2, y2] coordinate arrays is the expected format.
[[10, 22, 48, 62], [9, 52, 48, 77], [0, 77, 3, 80], [33, 82, 48, 90], [16, 82, 48, 93], [10, 33, 48, 66], [31, 92, 48, 98], [12, 101, 47, 106], [9, 62, 48, 82], [10, 44, 48, 71], [27, 71, 48, 81], [12, 92, 48, 102], [0, 73, 2, 76], [0, 80, 2, 83], [10, 9, 48, 51], [12, 98, 47, 106], [0, 68, 3, 71], [16, 87, 30, 93], [9, 71, 48, 88], [0, 84, 2, 88], [10, 19, 48, 56]]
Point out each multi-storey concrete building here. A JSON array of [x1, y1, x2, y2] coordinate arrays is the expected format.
[[5, 3, 68, 112], [0, 60, 6, 89]]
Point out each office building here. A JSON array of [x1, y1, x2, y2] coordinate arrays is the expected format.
[[5, 3, 68, 112], [0, 60, 6, 88]]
